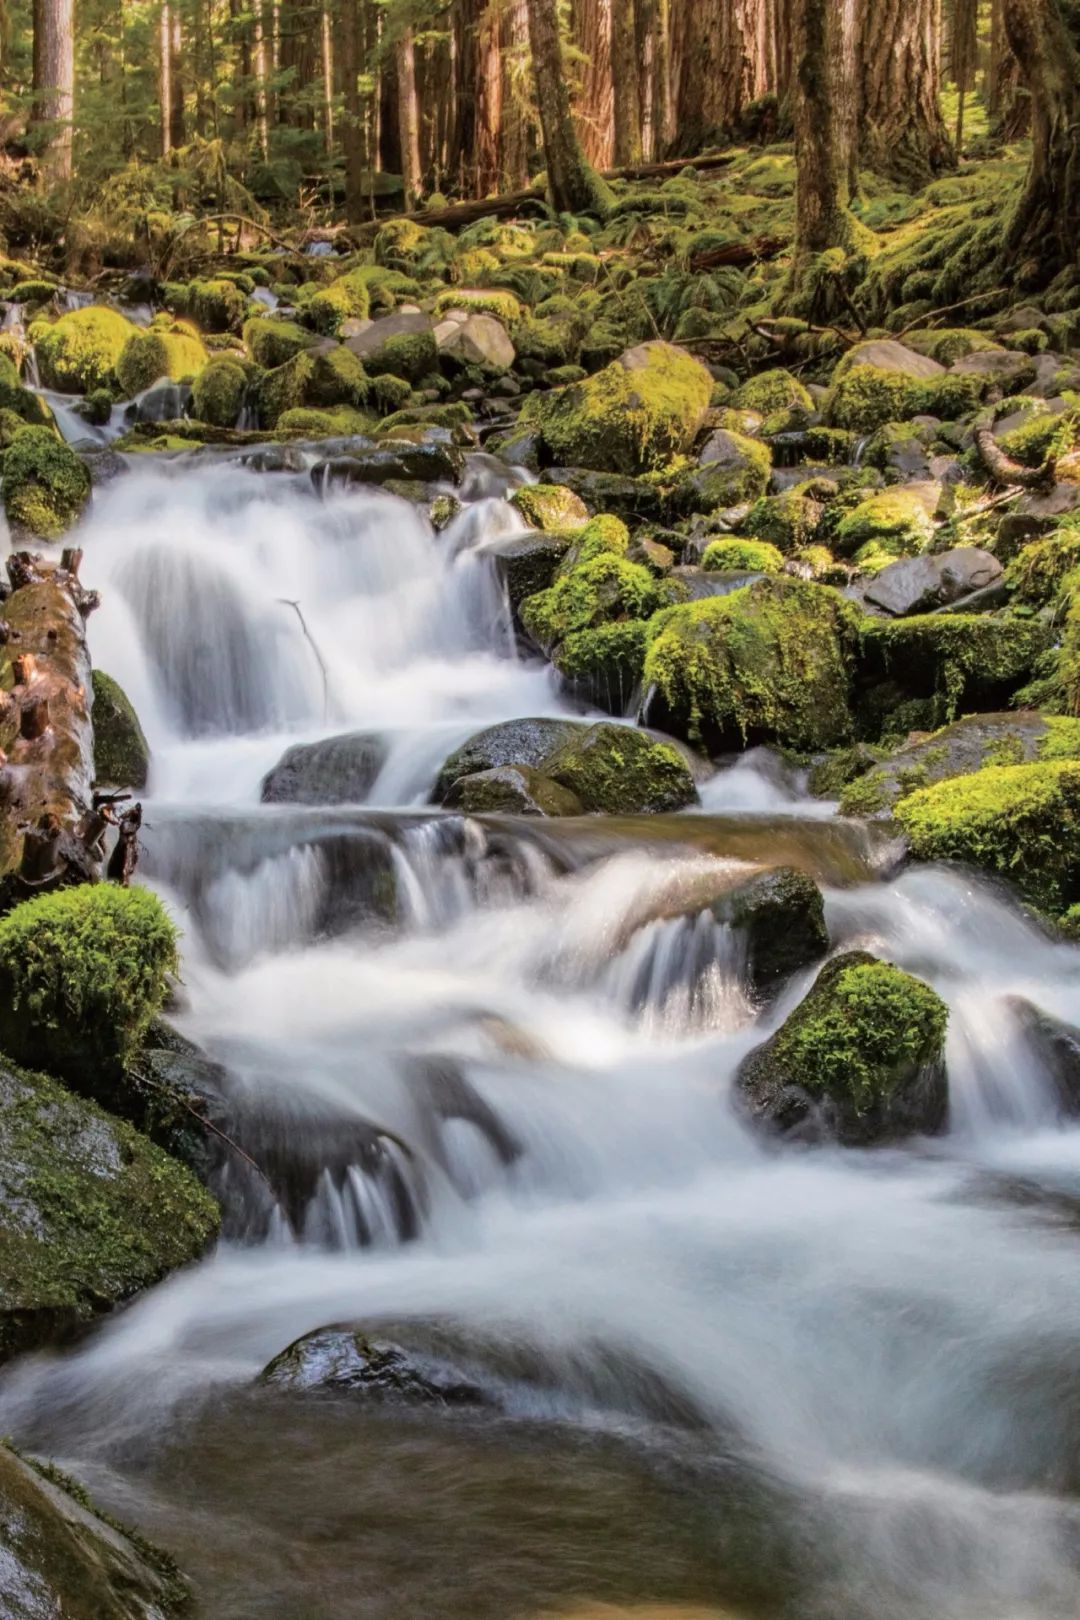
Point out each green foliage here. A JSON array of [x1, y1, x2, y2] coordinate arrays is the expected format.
[[2, 425, 91, 540], [0, 885, 178, 1082], [1006, 518, 1080, 607], [308, 269, 372, 335], [34, 306, 137, 393], [702, 538, 785, 574]]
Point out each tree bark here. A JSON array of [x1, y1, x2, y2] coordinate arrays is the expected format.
[[857, 0, 954, 186], [792, 0, 857, 256], [341, 0, 366, 220], [989, 0, 1031, 138], [572, 0, 613, 167], [1002, 0, 1080, 272], [169, 1, 185, 150], [611, 0, 641, 164], [31, 0, 74, 181], [670, 0, 761, 156], [526, 0, 606, 212], [395, 27, 422, 208]]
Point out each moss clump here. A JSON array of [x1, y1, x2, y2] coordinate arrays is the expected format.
[[301, 344, 369, 408], [644, 576, 858, 752], [92, 670, 149, 790], [115, 324, 207, 397], [0, 885, 178, 1084], [35, 306, 137, 393], [702, 538, 784, 574], [743, 488, 823, 552], [277, 405, 371, 436], [308, 269, 372, 335], [523, 340, 712, 474], [557, 513, 631, 570], [433, 288, 523, 328], [371, 374, 413, 412], [732, 368, 813, 414], [997, 410, 1073, 468], [737, 951, 948, 1144], [521, 552, 668, 653], [509, 482, 589, 532], [896, 760, 1080, 911], [243, 315, 315, 370], [0, 353, 52, 427], [674, 431, 772, 515], [552, 621, 648, 713], [2, 424, 91, 540], [860, 614, 1052, 725], [374, 217, 438, 270], [363, 328, 438, 382], [191, 356, 249, 426], [182, 277, 249, 333], [0, 1057, 218, 1362], [541, 722, 697, 813], [835, 489, 936, 560], [828, 365, 919, 433]]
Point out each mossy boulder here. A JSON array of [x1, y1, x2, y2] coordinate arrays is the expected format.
[[278, 405, 371, 436], [674, 430, 771, 515], [896, 759, 1080, 912], [433, 288, 523, 328], [859, 614, 1053, 728], [35, 306, 137, 393], [643, 576, 859, 752], [742, 487, 823, 552], [489, 530, 574, 612], [541, 722, 697, 813], [552, 621, 649, 714], [191, 356, 249, 427], [92, 670, 150, 790], [434, 718, 582, 802], [115, 324, 207, 397], [308, 269, 372, 335], [834, 486, 937, 561], [183, 276, 249, 333], [443, 763, 584, 816], [0, 885, 178, 1091], [828, 366, 920, 433], [701, 538, 784, 574], [0, 1057, 218, 1361], [736, 951, 949, 1145], [2, 424, 91, 540], [520, 552, 670, 654], [732, 368, 813, 415], [302, 344, 370, 407], [524, 341, 712, 474], [243, 315, 315, 370], [509, 482, 589, 531], [712, 866, 828, 998], [0, 353, 53, 427]]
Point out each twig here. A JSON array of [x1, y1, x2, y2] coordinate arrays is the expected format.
[[278, 598, 329, 721], [131, 1067, 274, 1190], [896, 288, 1010, 339]]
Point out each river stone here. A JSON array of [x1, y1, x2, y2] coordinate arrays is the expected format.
[[840, 339, 946, 379], [261, 731, 386, 805], [0, 1443, 189, 1619], [0, 1058, 218, 1361], [487, 529, 573, 612], [546, 466, 667, 524], [260, 1327, 490, 1404], [91, 670, 150, 789], [344, 309, 434, 368], [434, 718, 582, 802], [1007, 997, 1080, 1117], [438, 313, 515, 373], [837, 711, 1058, 818], [312, 440, 465, 488], [736, 951, 949, 1146], [949, 349, 1037, 390], [862, 547, 1003, 617], [542, 723, 698, 814], [442, 763, 583, 817], [711, 867, 828, 997]]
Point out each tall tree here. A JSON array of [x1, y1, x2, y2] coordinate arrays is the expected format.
[[857, 0, 954, 186], [989, 0, 1031, 138], [791, 0, 858, 257], [395, 25, 422, 207], [340, 0, 367, 219], [1002, 0, 1080, 272], [949, 0, 979, 147], [610, 0, 641, 164], [526, 0, 608, 213], [32, 0, 74, 179], [670, 0, 762, 155]]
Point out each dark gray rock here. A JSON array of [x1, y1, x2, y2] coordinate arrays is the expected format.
[[712, 867, 828, 997], [260, 1326, 490, 1404], [442, 763, 583, 816], [487, 529, 573, 613], [261, 731, 386, 805], [1008, 997, 1080, 1118], [434, 718, 582, 802], [863, 547, 1002, 617], [312, 442, 464, 488]]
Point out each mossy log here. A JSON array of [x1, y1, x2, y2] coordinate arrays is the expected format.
[[0, 550, 101, 902]]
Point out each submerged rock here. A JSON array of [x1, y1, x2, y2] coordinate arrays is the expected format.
[[261, 731, 387, 804], [1008, 997, 1080, 1118], [312, 441, 464, 488], [443, 763, 583, 816], [736, 952, 948, 1145], [0, 1444, 189, 1618], [91, 669, 150, 789], [712, 867, 828, 997], [261, 1326, 490, 1405]]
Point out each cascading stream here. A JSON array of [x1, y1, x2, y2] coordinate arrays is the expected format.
[[4, 452, 1080, 1619]]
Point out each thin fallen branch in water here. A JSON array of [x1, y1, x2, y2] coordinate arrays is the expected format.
[[279, 598, 329, 721]]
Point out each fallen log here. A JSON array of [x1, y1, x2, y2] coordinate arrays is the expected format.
[[0, 550, 101, 905], [973, 423, 1057, 491]]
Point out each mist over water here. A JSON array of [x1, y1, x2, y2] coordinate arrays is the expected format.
[[6, 454, 1080, 1619]]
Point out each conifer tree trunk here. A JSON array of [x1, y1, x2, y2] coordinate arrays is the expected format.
[[611, 0, 641, 164], [1002, 0, 1080, 272], [169, 3, 184, 149], [321, 2, 335, 153], [857, 0, 954, 185], [395, 27, 422, 207], [670, 0, 761, 155], [159, 0, 173, 153], [526, 0, 606, 212], [572, 0, 612, 167], [341, 0, 366, 219], [792, 0, 857, 255], [989, 0, 1031, 137], [31, 0, 74, 180]]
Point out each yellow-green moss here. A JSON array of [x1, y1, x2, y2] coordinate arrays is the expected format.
[[541, 722, 696, 813], [191, 357, 248, 426], [509, 482, 590, 532], [732, 367, 813, 414], [521, 552, 668, 653], [308, 269, 372, 335], [743, 488, 823, 552], [861, 614, 1053, 724], [35, 306, 138, 393], [2, 424, 91, 539], [835, 489, 936, 560], [434, 288, 523, 328], [92, 670, 149, 789], [115, 325, 207, 397], [243, 315, 315, 369], [702, 537, 784, 574]]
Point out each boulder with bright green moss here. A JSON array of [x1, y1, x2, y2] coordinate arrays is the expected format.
[[896, 759, 1080, 912], [308, 269, 373, 335], [520, 552, 671, 655], [277, 405, 372, 436], [243, 315, 316, 370], [743, 487, 824, 552], [834, 485, 937, 561], [434, 718, 582, 801], [701, 538, 785, 574], [523, 341, 712, 475], [508, 482, 589, 532], [736, 951, 949, 1145], [191, 356, 249, 426], [433, 288, 523, 328], [552, 620, 649, 714], [443, 763, 583, 816], [732, 367, 814, 414], [115, 323, 207, 397], [0, 1056, 218, 1363], [1006, 522, 1080, 607], [859, 614, 1053, 726], [2, 424, 91, 540], [92, 670, 149, 790], [183, 276, 249, 333], [0, 352, 53, 426], [673, 429, 772, 516], [643, 576, 860, 752], [827, 365, 920, 433], [35, 305, 138, 392], [541, 722, 697, 813], [0, 884, 178, 1090]]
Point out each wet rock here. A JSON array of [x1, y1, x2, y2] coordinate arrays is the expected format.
[[836, 711, 1064, 817], [261, 1327, 490, 1404], [862, 548, 1003, 618], [0, 1443, 189, 1619], [546, 466, 667, 525], [509, 481, 589, 532], [712, 867, 828, 997], [1008, 997, 1080, 1117], [541, 723, 698, 814], [736, 952, 949, 1146], [489, 530, 574, 613], [91, 670, 150, 789], [261, 731, 387, 805], [443, 763, 583, 817], [839, 339, 945, 379], [438, 312, 515, 373], [434, 718, 582, 801], [312, 440, 465, 488]]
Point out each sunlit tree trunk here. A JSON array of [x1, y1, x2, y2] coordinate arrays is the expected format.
[[611, 0, 641, 163], [253, 0, 270, 156], [949, 0, 978, 147], [169, 2, 184, 149], [31, 0, 74, 180], [396, 27, 422, 207], [571, 0, 612, 167], [792, 0, 857, 255], [321, 1, 335, 153], [857, 0, 954, 185], [670, 0, 761, 155], [1002, 0, 1080, 273]]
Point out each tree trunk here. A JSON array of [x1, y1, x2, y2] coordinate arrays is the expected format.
[[949, 0, 978, 147], [159, 0, 173, 153], [989, 0, 1031, 138], [31, 0, 74, 181], [572, 0, 613, 167], [321, 1, 335, 154], [792, 0, 857, 256], [526, 0, 606, 212], [611, 0, 641, 164], [169, 2, 185, 149], [670, 0, 761, 155], [395, 27, 422, 208], [857, 0, 954, 186], [1002, 0, 1080, 272], [340, 0, 366, 219], [253, 0, 270, 157]]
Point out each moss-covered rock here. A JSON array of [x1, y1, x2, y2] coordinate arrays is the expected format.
[[674, 430, 772, 515], [896, 759, 1080, 911], [552, 620, 648, 714], [433, 288, 523, 328], [712, 866, 828, 998], [489, 530, 574, 612], [859, 614, 1053, 727], [834, 486, 937, 561], [743, 487, 823, 552], [0, 1057, 218, 1361], [277, 405, 371, 436], [443, 763, 583, 816], [541, 722, 697, 813], [509, 482, 589, 531], [0, 353, 53, 427], [736, 951, 949, 1145], [92, 670, 149, 790], [732, 367, 813, 415], [35, 306, 137, 393], [701, 538, 785, 574], [520, 552, 669, 654], [434, 718, 582, 802], [828, 366, 919, 433], [2, 424, 91, 540], [183, 276, 249, 333], [307, 269, 373, 334], [524, 341, 712, 474], [191, 356, 249, 427], [243, 314, 315, 370], [115, 324, 207, 397], [644, 576, 859, 752], [0, 885, 178, 1089]]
